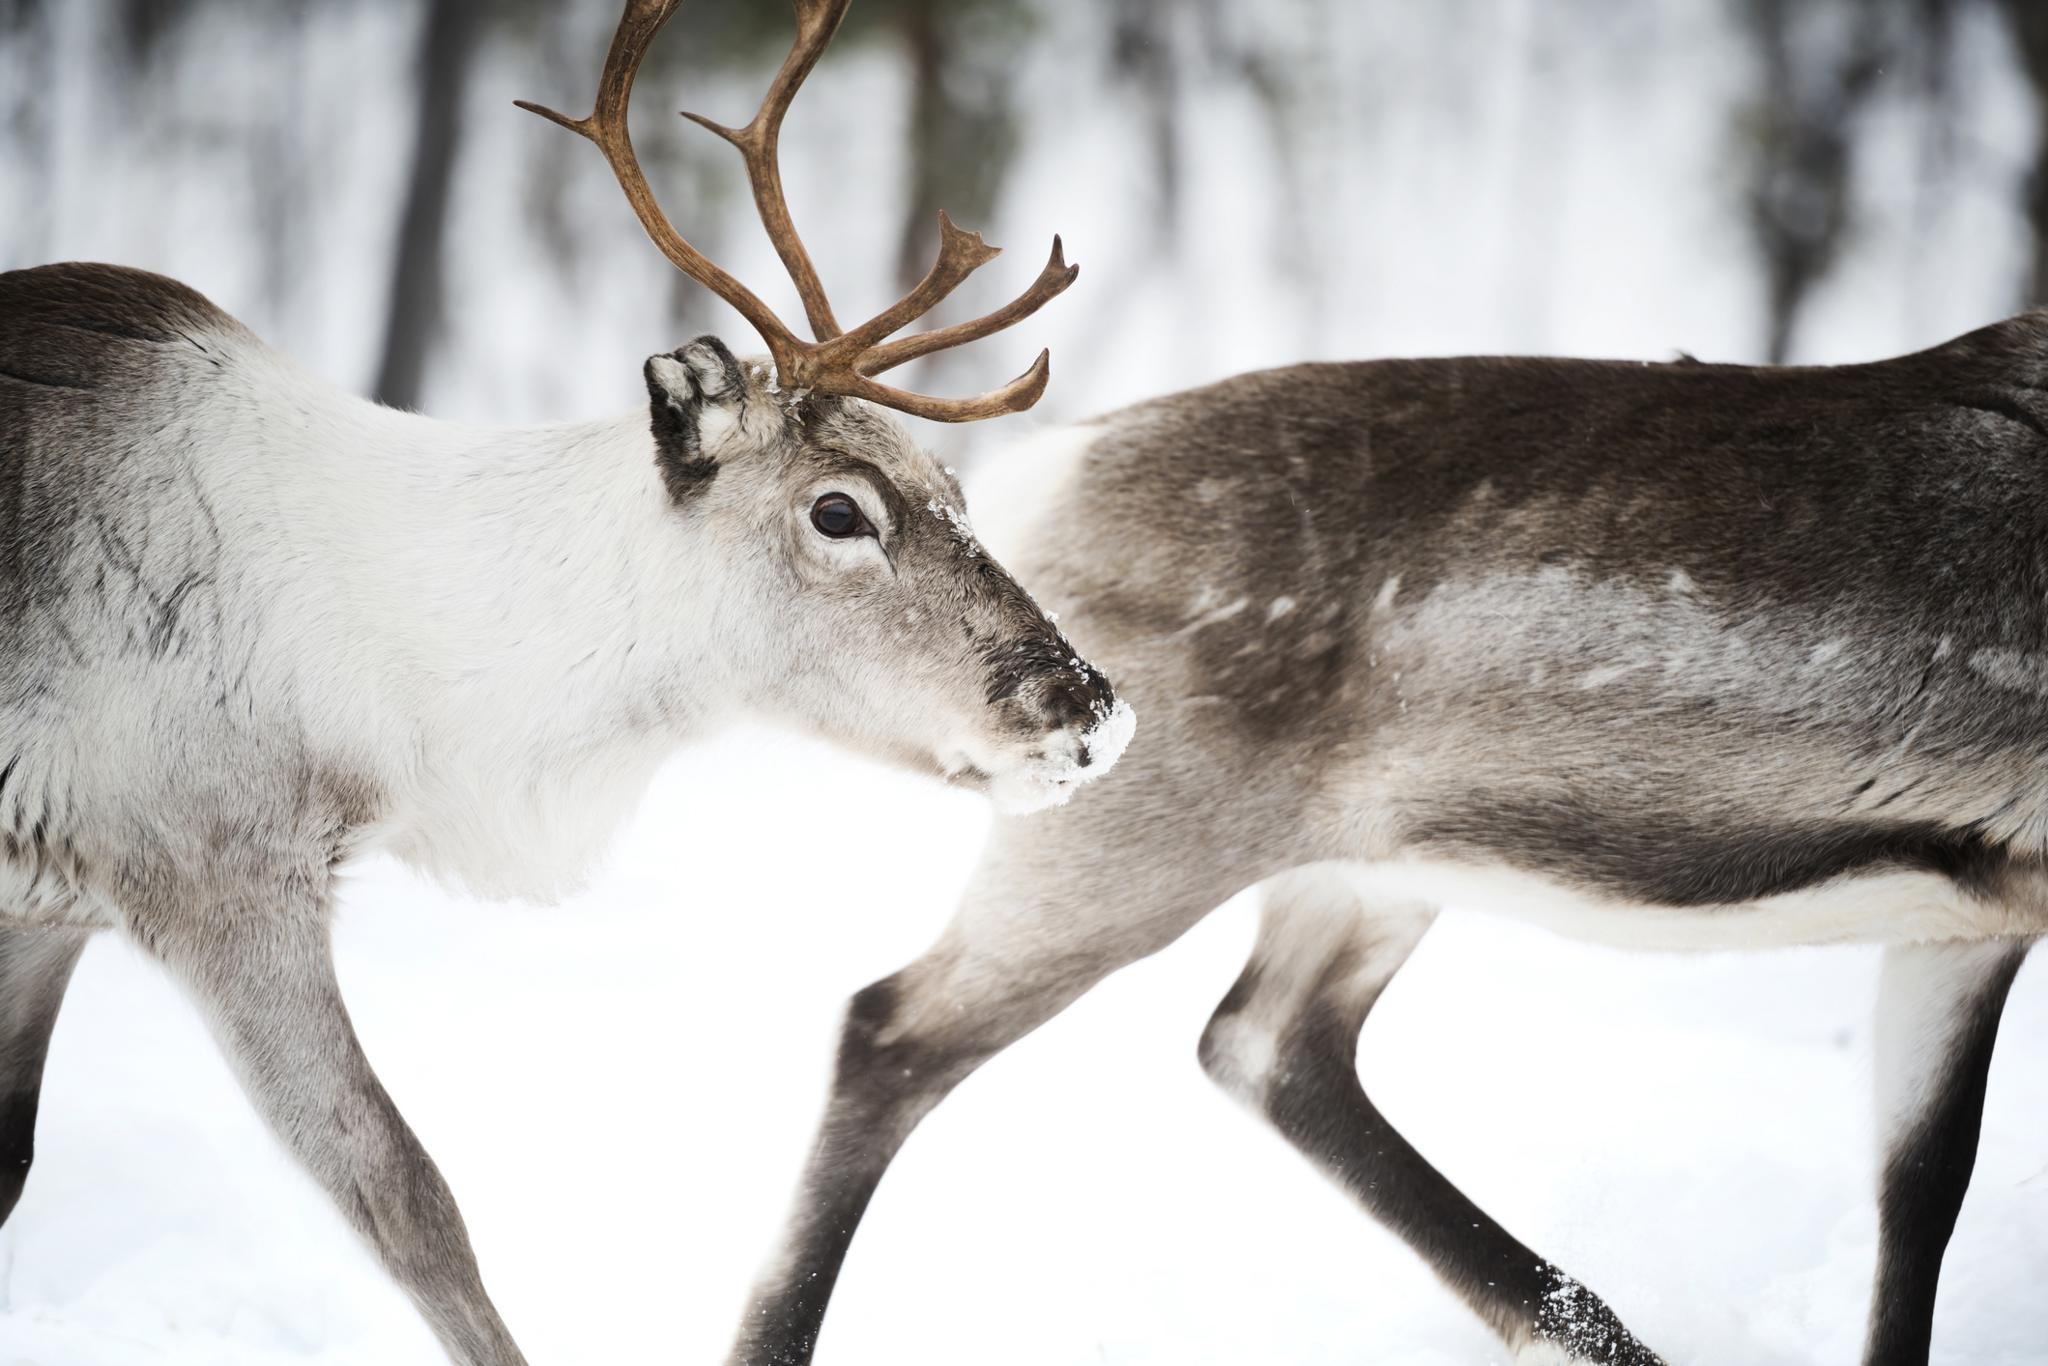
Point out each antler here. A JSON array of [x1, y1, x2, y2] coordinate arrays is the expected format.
[[517, 0, 1078, 423]]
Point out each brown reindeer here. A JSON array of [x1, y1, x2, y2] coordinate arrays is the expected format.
[[724, 318, 2048, 1364]]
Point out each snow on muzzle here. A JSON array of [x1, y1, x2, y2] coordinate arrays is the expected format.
[[987, 691, 1137, 813], [950, 631, 1138, 814]]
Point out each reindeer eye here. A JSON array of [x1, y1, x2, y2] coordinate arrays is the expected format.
[[810, 492, 870, 539]]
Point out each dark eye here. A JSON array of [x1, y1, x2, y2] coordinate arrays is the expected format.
[[810, 492, 870, 539]]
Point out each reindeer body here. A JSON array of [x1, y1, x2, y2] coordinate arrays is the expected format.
[[732, 317, 2048, 1366], [1, 266, 715, 922], [1034, 323, 2048, 947], [0, 259, 1124, 1366]]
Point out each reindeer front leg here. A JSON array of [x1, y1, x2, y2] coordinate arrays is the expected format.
[[0, 924, 89, 1226], [127, 882, 526, 1366], [726, 792, 1251, 1366]]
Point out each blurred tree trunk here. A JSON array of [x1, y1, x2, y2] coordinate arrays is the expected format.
[[891, 1, 1022, 296], [1198, 2, 1315, 304], [1111, 0, 1182, 246], [118, 0, 202, 65], [257, 5, 307, 322], [374, 0, 483, 411], [894, 1, 948, 293], [1736, 0, 1889, 363], [2004, 0, 2048, 307], [2, 0, 49, 263]]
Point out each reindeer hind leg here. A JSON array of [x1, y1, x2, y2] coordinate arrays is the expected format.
[[0, 924, 89, 1227], [1862, 937, 2030, 1366], [1198, 866, 1664, 1366]]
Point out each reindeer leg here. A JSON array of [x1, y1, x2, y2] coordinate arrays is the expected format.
[[130, 888, 527, 1366], [725, 800, 1250, 1366], [1199, 867, 1663, 1366], [0, 925, 89, 1227], [1862, 938, 2029, 1366]]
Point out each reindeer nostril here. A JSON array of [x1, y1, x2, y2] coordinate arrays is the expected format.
[[1076, 741, 1094, 769]]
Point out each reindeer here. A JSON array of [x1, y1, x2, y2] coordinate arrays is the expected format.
[[0, 3, 1133, 1362], [721, 303, 2048, 1358]]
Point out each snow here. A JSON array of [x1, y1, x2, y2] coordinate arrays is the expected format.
[[1081, 697, 1137, 776], [6, 0, 2048, 1360], [3, 726, 2045, 1365]]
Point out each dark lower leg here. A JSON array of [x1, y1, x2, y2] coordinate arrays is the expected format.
[[1862, 946, 2026, 1366], [727, 978, 962, 1364], [725, 773, 1250, 1366], [1262, 998, 1662, 1365], [725, 972, 1043, 1366], [0, 927, 88, 1226], [1201, 883, 1660, 1366]]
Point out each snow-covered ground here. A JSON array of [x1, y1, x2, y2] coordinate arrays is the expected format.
[[7, 1, 2048, 1362], [2, 720, 2045, 1366]]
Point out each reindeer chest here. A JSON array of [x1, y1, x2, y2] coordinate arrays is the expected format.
[[372, 703, 672, 905]]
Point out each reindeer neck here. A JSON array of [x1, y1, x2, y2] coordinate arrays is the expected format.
[[341, 400, 730, 734], [290, 395, 732, 897]]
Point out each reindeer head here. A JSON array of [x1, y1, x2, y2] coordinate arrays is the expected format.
[[524, 0, 1131, 810], [642, 339, 1130, 810]]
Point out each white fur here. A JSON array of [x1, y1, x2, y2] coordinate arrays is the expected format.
[[198, 344, 719, 900], [6, 326, 1128, 920], [0, 336, 717, 918], [951, 697, 1136, 815], [961, 421, 1101, 565], [1872, 939, 2025, 1142]]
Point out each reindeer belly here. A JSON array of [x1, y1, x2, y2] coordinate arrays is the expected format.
[[1337, 747, 2048, 949], [1319, 557, 2048, 949], [1348, 855, 2040, 950]]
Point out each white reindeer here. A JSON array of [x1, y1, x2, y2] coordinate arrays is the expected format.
[[0, 2, 1133, 1362]]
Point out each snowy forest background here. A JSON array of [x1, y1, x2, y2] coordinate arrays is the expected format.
[[5, 1, 2048, 1364], [14, 0, 2048, 440]]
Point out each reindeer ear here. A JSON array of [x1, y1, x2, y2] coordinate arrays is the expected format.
[[644, 336, 746, 503]]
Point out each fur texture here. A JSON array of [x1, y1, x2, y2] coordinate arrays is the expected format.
[[0, 264, 1127, 917], [730, 316, 2048, 1366], [0, 262, 1130, 1366]]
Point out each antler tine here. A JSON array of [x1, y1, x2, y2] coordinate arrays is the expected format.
[[682, 0, 851, 342], [845, 349, 1053, 424], [856, 235, 1078, 377], [516, 0, 804, 367], [818, 212, 1001, 362]]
